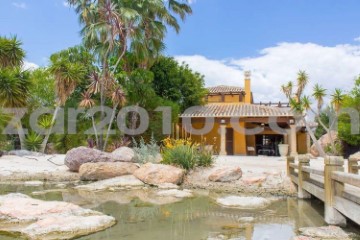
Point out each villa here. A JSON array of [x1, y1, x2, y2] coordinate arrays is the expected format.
[[179, 71, 310, 156]]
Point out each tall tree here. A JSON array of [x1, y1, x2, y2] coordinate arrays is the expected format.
[[338, 77, 360, 148], [281, 71, 326, 157], [0, 68, 30, 149], [281, 71, 345, 156], [0, 36, 29, 149], [0, 36, 25, 68], [68, 0, 192, 150], [40, 48, 88, 153], [151, 56, 207, 111]]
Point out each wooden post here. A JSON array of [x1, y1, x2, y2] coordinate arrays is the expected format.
[[324, 156, 346, 226], [348, 155, 359, 174], [245, 223, 254, 240], [175, 124, 180, 140], [298, 154, 311, 199], [287, 156, 295, 176]]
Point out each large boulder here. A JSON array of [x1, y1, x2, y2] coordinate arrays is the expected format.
[[65, 147, 115, 172], [111, 146, 135, 162], [208, 167, 242, 182], [0, 193, 115, 240], [133, 163, 185, 185], [79, 162, 139, 181], [310, 131, 337, 157]]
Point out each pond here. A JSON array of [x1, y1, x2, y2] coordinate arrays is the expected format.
[[0, 183, 359, 240]]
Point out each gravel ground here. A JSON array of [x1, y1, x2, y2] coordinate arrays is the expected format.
[[184, 156, 297, 196]]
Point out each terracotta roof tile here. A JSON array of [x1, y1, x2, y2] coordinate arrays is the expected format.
[[180, 103, 293, 118], [207, 85, 245, 94]]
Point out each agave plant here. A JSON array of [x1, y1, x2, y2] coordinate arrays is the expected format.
[[25, 132, 43, 152], [38, 115, 53, 130]]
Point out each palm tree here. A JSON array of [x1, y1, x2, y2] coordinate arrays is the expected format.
[[79, 90, 98, 146], [331, 88, 345, 113], [296, 70, 309, 100], [0, 36, 25, 68], [313, 84, 326, 112], [130, 0, 192, 68], [103, 84, 126, 150], [0, 68, 30, 149], [68, 0, 192, 149], [281, 70, 326, 157], [40, 57, 87, 153], [281, 81, 293, 100]]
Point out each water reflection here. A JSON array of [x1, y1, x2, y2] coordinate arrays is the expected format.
[[0, 184, 355, 240]]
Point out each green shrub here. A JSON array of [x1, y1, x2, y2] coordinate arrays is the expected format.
[[162, 145, 197, 170], [196, 149, 214, 167], [25, 132, 43, 151], [132, 136, 160, 164]]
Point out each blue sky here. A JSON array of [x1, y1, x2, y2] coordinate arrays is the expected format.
[[2, 0, 360, 65], [2, 0, 360, 101]]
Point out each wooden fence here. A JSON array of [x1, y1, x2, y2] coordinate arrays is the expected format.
[[287, 155, 360, 226]]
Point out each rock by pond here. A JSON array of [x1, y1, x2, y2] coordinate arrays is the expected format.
[[208, 167, 242, 182], [65, 147, 116, 172], [111, 147, 135, 162], [156, 189, 193, 198], [24, 181, 44, 187], [295, 226, 352, 240], [75, 175, 145, 191], [156, 183, 180, 189], [0, 193, 115, 240], [216, 196, 272, 209], [79, 162, 139, 181], [133, 163, 185, 185]]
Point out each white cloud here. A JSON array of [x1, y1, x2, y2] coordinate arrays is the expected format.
[[23, 61, 39, 71], [12, 2, 27, 9], [175, 42, 360, 103], [354, 36, 360, 42], [63, 1, 70, 7]]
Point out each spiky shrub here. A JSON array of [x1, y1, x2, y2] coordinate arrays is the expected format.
[[132, 136, 160, 164], [162, 144, 197, 170], [54, 134, 86, 154], [196, 150, 214, 167], [161, 137, 215, 170], [25, 132, 43, 152]]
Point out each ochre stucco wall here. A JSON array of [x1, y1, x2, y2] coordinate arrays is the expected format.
[[207, 94, 244, 103], [297, 132, 308, 154], [180, 120, 308, 156]]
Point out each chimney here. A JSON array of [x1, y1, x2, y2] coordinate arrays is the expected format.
[[244, 71, 252, 103]]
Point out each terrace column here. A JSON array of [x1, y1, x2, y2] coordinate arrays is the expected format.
[[219, 120, 227, 156], [290, 124, 297, 156]]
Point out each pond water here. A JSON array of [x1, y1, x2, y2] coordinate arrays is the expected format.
[[0, 183, 359, 240]]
